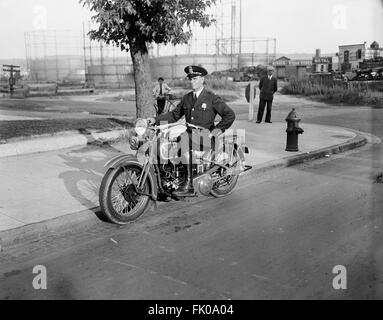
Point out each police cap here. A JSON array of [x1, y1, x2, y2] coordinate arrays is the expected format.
[[184, 65, 208, 79]]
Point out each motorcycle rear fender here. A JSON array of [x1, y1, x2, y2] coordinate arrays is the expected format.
[[104, 154, 158, 200], [222, 134, 249, 156]]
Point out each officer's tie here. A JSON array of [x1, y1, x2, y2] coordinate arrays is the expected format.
[[192, 92, 197, 105]]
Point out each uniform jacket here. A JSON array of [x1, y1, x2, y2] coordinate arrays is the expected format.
[[153, 83, 171, 98], [259, 76, 278, 101], [155, 88, 235, 132]]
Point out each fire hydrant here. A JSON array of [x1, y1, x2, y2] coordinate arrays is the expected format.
[[285, 108, 304, 152]]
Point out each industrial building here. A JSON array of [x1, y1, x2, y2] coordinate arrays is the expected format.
[[23, 0, 277, 88], [339, 41, 383, 73], [338, 43, 366, 72], [273, 56, 312, 80]]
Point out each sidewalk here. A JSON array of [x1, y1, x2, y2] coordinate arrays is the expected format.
[[0, 120, 369, 246]]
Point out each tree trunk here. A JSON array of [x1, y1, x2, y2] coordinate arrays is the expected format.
[[129, 41, 154, 119]]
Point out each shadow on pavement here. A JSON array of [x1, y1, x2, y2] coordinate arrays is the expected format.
[[57, 136, 125, 223]]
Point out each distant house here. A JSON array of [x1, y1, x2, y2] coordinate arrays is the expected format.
[[273, 56, 311, 79], [338, 43, 366, 72], [311, 49, 336, 73], [338, 41, 383, 72], [365, 41, 383, 59], [273, 56, 291, 66]]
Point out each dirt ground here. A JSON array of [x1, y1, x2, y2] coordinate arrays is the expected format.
[[0, 83, 373, 140]]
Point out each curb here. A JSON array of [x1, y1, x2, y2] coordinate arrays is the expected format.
[[0, 207, 102, 250], [240, 130, 369, 179], [0, 129, 129, 158], [0, 129, 372, 249]]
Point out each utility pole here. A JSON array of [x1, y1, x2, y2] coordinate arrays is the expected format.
[[239, 0, 242, 55], [3, 65, 20, 96], [82, 22, 87, 86], [231, 1, 236, 69], [100, 41, 104, 81]]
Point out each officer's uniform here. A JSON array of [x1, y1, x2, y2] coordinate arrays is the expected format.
[[156, 89, 235, 132], [155, 65, 235, 133]]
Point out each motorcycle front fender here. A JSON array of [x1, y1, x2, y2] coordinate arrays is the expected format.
[[104, 154, 158, 200]]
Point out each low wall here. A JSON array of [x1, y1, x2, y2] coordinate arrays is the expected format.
[[86, 64, 135, 88]]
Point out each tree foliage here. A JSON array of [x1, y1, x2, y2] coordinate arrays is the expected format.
[[80, 0, 216, 118], [79, 0, 216, 52]]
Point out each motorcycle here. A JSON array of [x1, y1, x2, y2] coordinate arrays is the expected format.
[[99, 118, 250, 224]]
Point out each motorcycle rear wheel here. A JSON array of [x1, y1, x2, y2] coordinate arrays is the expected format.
[[99, 164, 151, 224], [210, 148, 242, 198]]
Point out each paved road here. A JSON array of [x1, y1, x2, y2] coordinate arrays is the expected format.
[[0, 95, 382, 299]]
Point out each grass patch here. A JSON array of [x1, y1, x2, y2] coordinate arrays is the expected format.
[[281, 77, 383, 107], [96, 94, 136, 102], [0, 118, 132, 141]]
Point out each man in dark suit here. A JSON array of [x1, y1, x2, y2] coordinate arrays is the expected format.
[[155, 65, 236, 196], [256, 66, 278, 123]]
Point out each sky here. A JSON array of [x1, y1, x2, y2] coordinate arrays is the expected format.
[[0, 0, 382, 59]]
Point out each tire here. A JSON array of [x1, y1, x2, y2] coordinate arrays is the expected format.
[[99, 164, 151, 224], [210, 147, 242, 198], [210, 171, 239, 198]]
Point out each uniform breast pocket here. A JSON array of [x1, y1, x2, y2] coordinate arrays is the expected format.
[[197, 103, 209, 112]]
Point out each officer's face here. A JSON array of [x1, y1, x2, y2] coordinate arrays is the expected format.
[[189, 76, 204, 91]]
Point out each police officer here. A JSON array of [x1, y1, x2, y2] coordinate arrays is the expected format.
[[155, 65, 236, 197]]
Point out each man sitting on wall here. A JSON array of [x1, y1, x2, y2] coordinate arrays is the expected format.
[[153, 77, 171, 115]]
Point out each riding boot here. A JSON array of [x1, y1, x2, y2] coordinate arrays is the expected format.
[[173, 164, 195, 197]]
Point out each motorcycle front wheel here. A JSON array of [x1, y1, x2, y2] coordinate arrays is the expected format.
[[99, 164, 151, 224]]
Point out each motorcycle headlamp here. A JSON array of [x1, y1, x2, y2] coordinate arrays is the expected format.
[[134, 118, 147, 136]]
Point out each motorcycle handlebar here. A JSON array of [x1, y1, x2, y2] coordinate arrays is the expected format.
[[144, 119, 211, 134]]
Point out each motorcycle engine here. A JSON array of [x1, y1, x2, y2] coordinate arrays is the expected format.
[[160, 163, 184, 192]]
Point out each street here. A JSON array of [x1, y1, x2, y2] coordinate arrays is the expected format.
[[1, 0, 382, 304], [0, 98, 382, 299]]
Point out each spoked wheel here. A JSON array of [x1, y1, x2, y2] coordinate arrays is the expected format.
[[210, 147, 243, 198], [99, 164, 151, 224]]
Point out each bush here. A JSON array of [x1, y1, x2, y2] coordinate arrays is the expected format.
[[204, 77, 238, 91], [281, 77, 383, 107], [169, 78, 189, 88]]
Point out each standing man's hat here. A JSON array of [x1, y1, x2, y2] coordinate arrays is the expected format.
[[267, 66, 275, 71], [184, 65, 208, 79]]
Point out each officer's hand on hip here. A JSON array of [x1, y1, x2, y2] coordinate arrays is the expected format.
[[209, 128, 223, 139]]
